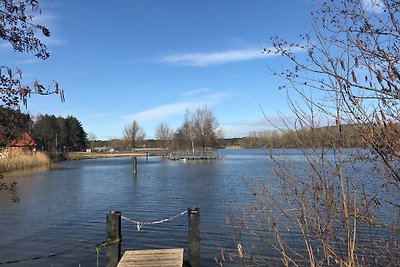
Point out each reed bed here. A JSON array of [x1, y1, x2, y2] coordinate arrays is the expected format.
[[0, 152, 50, 172]]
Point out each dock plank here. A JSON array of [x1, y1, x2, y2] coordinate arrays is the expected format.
[[117, 248, 184, 267], [169, 150, 217, 160]]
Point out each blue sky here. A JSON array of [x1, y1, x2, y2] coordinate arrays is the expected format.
[[1, 1, 329, 139]]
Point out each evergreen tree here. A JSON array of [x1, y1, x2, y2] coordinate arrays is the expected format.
[[32, 115, 87, 151], [66, 116, 87, 151], [0, 107, 31, 147], [32, 115, 58, 152]]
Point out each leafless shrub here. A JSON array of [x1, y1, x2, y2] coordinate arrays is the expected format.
[[226, 0, 400, 266]]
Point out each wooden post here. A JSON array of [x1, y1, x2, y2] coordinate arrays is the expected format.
[[106, 211, 122, 267], [188, 207, 200, 267], [146, 152, 149, 162], [133, 156, 137, 175]]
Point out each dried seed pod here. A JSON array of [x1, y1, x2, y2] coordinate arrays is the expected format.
[[354, 56, 359, 68], [351, 70, 357, 83], [340, 59, 345, 70]]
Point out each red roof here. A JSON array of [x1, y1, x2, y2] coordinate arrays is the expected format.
[[11, 133, 36, 148]]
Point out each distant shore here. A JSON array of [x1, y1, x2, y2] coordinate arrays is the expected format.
[[66, 150, 169, 160]]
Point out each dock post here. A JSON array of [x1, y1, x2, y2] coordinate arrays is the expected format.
[[133, 156, 137, 175], [188, 207, 200, 267], [146, 152, 149, 162], [106, 211, 122, 267]]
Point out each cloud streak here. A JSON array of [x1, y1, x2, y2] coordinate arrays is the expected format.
[[125, 90, 231, 124], [183, 88, 209, 97], [162, 47, 286, 66], [125, 102, 195, 123]]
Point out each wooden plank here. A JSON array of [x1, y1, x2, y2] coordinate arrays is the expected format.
[[169, 150, 217, 160], [117, 248, 184, 267]]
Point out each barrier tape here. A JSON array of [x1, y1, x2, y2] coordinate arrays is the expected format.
[[121, 209, 188, 230]]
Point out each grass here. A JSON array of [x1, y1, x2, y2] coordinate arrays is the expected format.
[[0, 151, 51, 172]]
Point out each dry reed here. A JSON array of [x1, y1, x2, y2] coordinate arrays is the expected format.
[[0, 152, 50, 172]]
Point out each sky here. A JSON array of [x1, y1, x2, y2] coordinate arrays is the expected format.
[[0, 0, 381, 140]]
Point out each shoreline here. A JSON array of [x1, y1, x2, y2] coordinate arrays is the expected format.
[[66, 151, 169, 160]]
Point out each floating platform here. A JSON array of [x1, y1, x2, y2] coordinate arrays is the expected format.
[[169, 150, 217, 160], [117, 248, 184, 267]]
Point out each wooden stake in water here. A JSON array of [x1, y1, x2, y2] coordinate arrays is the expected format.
[[133, 156, 137, 175], [106, 211, 121, 267], [188, 207, 200, 267]]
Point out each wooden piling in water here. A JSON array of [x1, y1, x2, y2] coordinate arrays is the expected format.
[[188, 207, 200, 267], [133, 156, 137, 175], [106, 211, 122, 267]]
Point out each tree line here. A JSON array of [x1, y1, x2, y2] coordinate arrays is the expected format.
[[233, 124, 371, 148], [31, 114, 87, 152], [4, 105, 393, 153], [122, 108, 397, 150], [0, 107, 87, 152], [122, 106, 222, 150]]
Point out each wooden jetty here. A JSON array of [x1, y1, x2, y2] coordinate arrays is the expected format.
[[117, 248, 184, 267], [169, 150, 217, 160], [106, 208, 200, 267], [67, 151, 162, 160]]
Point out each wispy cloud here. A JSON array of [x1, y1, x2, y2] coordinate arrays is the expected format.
[[31, 12, 66, 47], [183, 88, 209, 97], [124, 90, 231, 124], [162, 47, 283, 67], [361, 0, 385, 13], [0, 12, 64, 56], [125, 102, 195, 123]]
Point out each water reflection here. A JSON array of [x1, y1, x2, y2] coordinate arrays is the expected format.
[[4, 165, 51, 178]]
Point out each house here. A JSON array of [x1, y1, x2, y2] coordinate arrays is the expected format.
[[9, 132, 37, 154]]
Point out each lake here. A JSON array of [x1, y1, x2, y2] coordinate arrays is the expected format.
[[0, 148, 398, 266]]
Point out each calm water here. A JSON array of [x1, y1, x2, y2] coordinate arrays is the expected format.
[[0, 149, 273, 266], [0, 148, 397, 266]]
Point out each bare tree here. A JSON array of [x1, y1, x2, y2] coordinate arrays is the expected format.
[[174, 107, 221, 151], [87, 132, 97, 150], [226, 1, 400, 266], [174, 110, 195, 152], [192, 106, 221, 149], [123, 120, 145, 150], [154, 122, 172, 148]]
